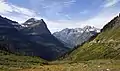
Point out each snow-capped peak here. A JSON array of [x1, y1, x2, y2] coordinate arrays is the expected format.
[[83, 26, 100, 33], [53, 26, 100, 48]]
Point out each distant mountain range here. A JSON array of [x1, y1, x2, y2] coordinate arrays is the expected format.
[[0, 16, 69, 61], [53, 26, 100, 48]]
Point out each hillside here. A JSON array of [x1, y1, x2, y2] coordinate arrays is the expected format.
[[0, 50, 46, 71], [65, 14, 120, 61]]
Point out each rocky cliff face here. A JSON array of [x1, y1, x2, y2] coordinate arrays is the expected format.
[[0, 16, 69, 61], [53, 26, 100, 48]]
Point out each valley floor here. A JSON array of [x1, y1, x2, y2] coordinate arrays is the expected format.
[[17, 60, 120, 71]]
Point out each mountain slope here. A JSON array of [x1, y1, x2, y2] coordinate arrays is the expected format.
[[0, 16, 69, 61], [21, 18, 69, 60], [53, 26, 100, 48], [65, 14, 120, 61]]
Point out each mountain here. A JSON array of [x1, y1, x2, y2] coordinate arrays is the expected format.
[[0, 16, 69, 61], [53, 26, 100, 48], [0, 15, 30, 52], [65, 14, 120, 61], [21, 18, 69, 60]]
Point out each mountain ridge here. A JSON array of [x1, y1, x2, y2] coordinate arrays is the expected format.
[[53, 26, 100, 48]]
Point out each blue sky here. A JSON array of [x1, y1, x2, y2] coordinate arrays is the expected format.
[[0, 0, 120, 32], [7, 0, 104, 20]]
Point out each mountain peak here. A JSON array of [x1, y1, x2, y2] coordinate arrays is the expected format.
[[24, 18, 37, 25], [25, 18, 44, 23], [39, 19, 47, 26], [83, 26, 100, 33], [23, 18, 51, 34], [83, 25, 93, 29], [27, 18, 36, 21], [101, 14, 120, 32], [23, 18, 47, 27], [40, 19, 44, 22]]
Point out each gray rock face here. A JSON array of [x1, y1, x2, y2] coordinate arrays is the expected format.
[[53, 26, 100, 48]]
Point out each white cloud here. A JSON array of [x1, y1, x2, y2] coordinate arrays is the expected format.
[[79, 14, 117, 29], [0, 0, 41, 23], [0, 0, 13, 14], [29, 0, 76, 19], [103, 0, 120, 8], [46, 8, 120, 33]]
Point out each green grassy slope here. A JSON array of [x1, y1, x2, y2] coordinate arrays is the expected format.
[[19, 60, 120, 71], [66, 16, 120, 61], [0, 50, 46, 71]]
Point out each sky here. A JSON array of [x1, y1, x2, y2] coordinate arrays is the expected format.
[[0, 0, 120, 33]]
